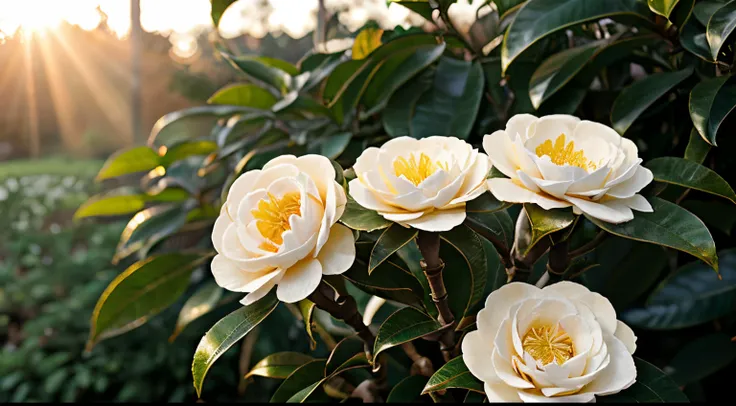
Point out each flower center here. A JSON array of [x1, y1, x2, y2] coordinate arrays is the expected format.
[[522, 324, 574, 365], [393, 152, 449, 186], [535, 134, 596, 171], [251, 191, 301, 253]]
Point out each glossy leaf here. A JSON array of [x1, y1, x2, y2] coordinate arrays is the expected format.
[[422, 356, 484, 394], [343, 255, 426, 310], [270, 359, 327, 403], [411, 57, 484, 139], [383, 70, 434, 138], [501, 0, 651, 73], [245, 352, 314, 380], [648, 0, 680, 17], [297, 300, 317, 350], [611, 67, 693, 134], [646, 157, 736, 204], [87, 253, 208, 349], [689, 75, 730, 145], [352, 27, 384, 60], [466, 210, 515, 250], [257, 56, 299, 76], [207, 84, 278, 109], [339, 196, 392, 232], [441, 225, 488, 318], [522, 204, 576, 256], [598, 357, 689, 402], [694, 1, 724, 26], [369, 224, 418, 274], [221, 53, 292, 95], [325, 336, 370, 377], [681, 17, 714, 61], [466, 192, 508, 213], [74, 194, 147, 219], [96, 146, 160, 181], [390, 1, 434, 22], [588, 197, 718, 271], [210, 0, 237, 27], [387, 375, 429, 403], [706, 0, 736, 60], [113, 204, 190, 263], [373, 307, 442, 359], [320, 132, 352, 160], [622, 248, 736, 330], [706, 84, 736, 147], [666, 333, 736, 386], [148, 105, 253, 147], [170, 281, 223, 341], [160, 140, 218, 167], [193, 292, 279, 397]]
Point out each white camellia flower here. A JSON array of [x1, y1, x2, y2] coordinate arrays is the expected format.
[[483, 114, 654, 223], [211, 155, 355, 305], [348, 136, 490, 232], [462, 281, 637, 403]]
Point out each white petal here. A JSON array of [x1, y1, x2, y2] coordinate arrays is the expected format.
[[462, 330, 499, 383], [529, 176, 574, 199], [506, 113, 539, 141], [516, 170, 542, 192], [620, 194, 652, 212], [487, 179, 572, 210], [212, 255, 252, 292], [583, 334, 637, 396], [401, 207, 466, 232], [483, 130, 518, 178], [492, 349, 535, 389], [606, 166, 653, 199], [239, 273, 280, 306], [348, 179, 399, 213], [293, 155, 336, 200], [380, 211, 425, 222], [353, 147, 380, 178], [276, 258, 323, 303], [457, 153, 491, 197], [484, 382, 522, 402], [561, 195, 633, 224], [212, 206, 232, 254], [524, 114, 581, 150], [317, 224, 356, 275], [534, 154, 588, 182], [517, 391, 595, 403], [567, 166, 612, 194], [574, 120, 622, 145], [316, 178, 338, 254], [253, 163, 300, 190], [543, 281, 618, 335], [614, 320, 637, 354], [225, 170, 261, 215], [605, 158, 642, 188], [479, 282, 541, 339]]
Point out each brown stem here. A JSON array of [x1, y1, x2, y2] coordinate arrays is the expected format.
[[508, 237, 551, 282], [548, 237, 570, 276], [568, 230, 608, 258], [416, 231, 456, 362]]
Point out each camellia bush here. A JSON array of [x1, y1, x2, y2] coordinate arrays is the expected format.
[[76, 0, 736, 402]]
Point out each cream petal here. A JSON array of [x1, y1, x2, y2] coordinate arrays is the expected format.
[[524, 114, 581, 150], [457, 153, 491, 197], [540, 383, 585, 397], [543, 281, 618, 335], [484, 382, 522, 402], [353, 147, 380, 177], [380, 211, 425, 222], [605, 158, 642, 188], [449, 183, 487, 206], [317, 224, 356, 275], [606, 166, 653, 199], [222, 223, 252, 261], [516, 170, 542, 193], [418, 168, 451, 198], [212, 206, 232, 254], [567, 165, 612, 194], [493, 318, 517, 361], [479, 283, 541, 338], [614, 320, 637, 354], [487, 178, 572, 210], [428, 171, 465, 207], [534, 155, 588, 182], [391, 190, 433, 212], [276, 258, 323, 303], [239, 272, 281, 306], [401, 207, 466, 232], [582, 334, 637, 396], [261, 154, 297, 170], [225, 170, 261, 215], [513, 135, 542, 178], [241, 267, 285, 293], [506, 113, 539, 141], [573, 120, 622, 145], [517, 390, 595, 403], [348, 179, 399, 213], [316, 178, 338, 255], [253, 163, 300, 190], [212, 255, 253, 292], [559, 315, 593, 359], [620, 194, 653, 212], [492, 349, 535, 389], [462, 330, 500, 383], [483, 130, 518, 178], [529, 176, 574, 199], [293, 154, 336, 200], [561, 195, 633, 224]]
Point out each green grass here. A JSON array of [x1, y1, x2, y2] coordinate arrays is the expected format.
[[0, 157, 104, 179]]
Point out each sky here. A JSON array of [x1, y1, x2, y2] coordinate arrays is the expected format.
[[0, 0, 486, 56]]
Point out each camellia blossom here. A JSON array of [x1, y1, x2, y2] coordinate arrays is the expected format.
[[462, 281, 637, 402], [210, 155, 355, 305], [483, 114, 654, 223], [348, 136, 490, 232]]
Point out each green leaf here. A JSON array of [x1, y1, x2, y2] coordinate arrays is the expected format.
[[529, 39, 603, 109], [343, 256, 426, 311], [221, 53, 293, 95], [706, 83, 736, 147], [325, 336, 370, 377], [369, 224, 418, 274], [689, 75, 730, 145], [245, 352, 315, 380], [87, 253, 208, 349], [598, 357, 689, 402], [694, 1, 725, 26], [321, 132, 353, 160], [96, 146, 160, 181], [522, 204, 576, 256], [339, 196, 392, 232], [193, 292, 279, 397], [383, 69, 434, 138], [622, 248, 736, 330], [75, 194, 147, 219], [210, 0, 237, 27], [160, 140, 218, 167], [442, 225, 488, 318], [706, 0, 736, 60], [353, 27, 384, 60], [113, 204, 190, 263], [297, 299, 317, 350], [466, 192, 508, 213], [667, 333, 736, 386], [390, 0, 434, 22], [682, 199, 736, 235], [149, 105, 253, 147], [373, 307, 442, 359], [681, 17, 714, 61], [422, 356, 484, 394], [170, 282, 223, 342], [501, 0, 651, 73], [270, 359, 327, 403], [466, 210, 515, 250], [207, 84, 278, 109], [587, 197, 718, 271], [387, 375, 430, 403], [646, 157, 736, 204], [648, 0, 680, 17], [257, 56, 299, 76], [611, 67, 693, 134], [410, 58, 484, 139]]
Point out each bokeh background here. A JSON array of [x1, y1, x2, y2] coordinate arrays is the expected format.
[[0, 0, 485, 402]]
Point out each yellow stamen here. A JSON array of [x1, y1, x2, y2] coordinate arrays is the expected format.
[[251, 191, 301, 247], [522, 324, 574, 365], [393, 153, 449, 186], [535, 134, 595, 170]]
